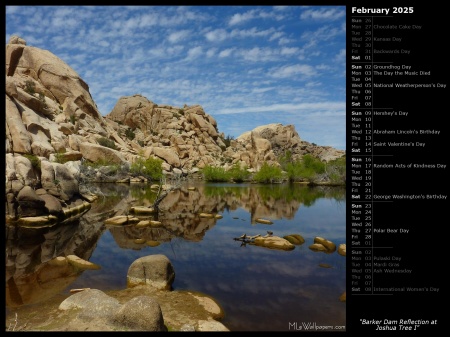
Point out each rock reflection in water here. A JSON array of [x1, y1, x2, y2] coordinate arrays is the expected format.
[[5, 183, 130, 309], [5, 218, 102, 308], [109, 182, 331, 247], [106, 182, 345, 254]]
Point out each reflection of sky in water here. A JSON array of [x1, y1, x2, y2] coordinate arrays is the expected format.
[[68, 187, 346, 331]]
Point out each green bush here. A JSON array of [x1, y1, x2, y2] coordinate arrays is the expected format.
[[97, 137, 117, 150], [326, 156, 346, 184], [23, 154, 41, 171], [286, 161, 312, 181], [125, 128, 135, 140], [285, 154, 326, 182], [82, 158, 109, 168], [202, 165, 231, 182], [223, 135, 234, 148], [24, 80, 35, 95], [54, 153, 69, 164], [303, 154, 326, 173], [130, 156, 163, 181], [229, 163, 250, 182], [253, 162, 283, 183], [279, 150, 293, 171]]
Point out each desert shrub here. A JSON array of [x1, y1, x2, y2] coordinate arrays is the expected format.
[[125, 128, 135, 140], [54, 153, 70, 164], [223, 135, 234, 148], [130, 156, 163, 181], [253, 162, 284, 183], [24, 80, 35, 95], [23, 154, 41, 171], [302, 154, 326, 173], [202, 165, 231, 182], [97, 137, 117, 150], [286, 160, 316, 182], [285, 154, 326, 182], [278, 150, 293, 171], [81, 158, 111, 168], [326, 156, 346, 184], [229, 163, 250, 182]]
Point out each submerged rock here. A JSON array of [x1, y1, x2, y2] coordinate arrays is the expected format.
[[104, 215, 140, 226], [253, 236, 295, 251], [311, 237, 336, 253], [130, 206, 157, 215], [146, 240, 161, 247], [66, 255, 101, 270], [308, 243, 328, 252], [283, 234, 305, 245], [338, 243, 346, 256], [255, 218, 273, 225]]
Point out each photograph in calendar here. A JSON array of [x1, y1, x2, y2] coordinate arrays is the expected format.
[[5, 5, 346, 331]]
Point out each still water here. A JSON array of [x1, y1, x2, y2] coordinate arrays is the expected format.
[[6, 182, 346, 331]]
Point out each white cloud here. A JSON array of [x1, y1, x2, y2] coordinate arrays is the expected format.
[[335, 48, 346, 63], [228, 8, 285, 26], [273, 6, 289, 12], [300, 7, 345, 21], [138, 12, 160, 28], [280, 47, 299, 55], [214, 102, 345, 115], [300, 25, 345, 51], [206, 48, 218, 58], [218, 48, 234, 58], [168, 30, 191, 43], [270, 64, 316, 78], [239, 47, 277, 62], [230, 27, 277, 38], [185, 46, 203, 60], [251, 87, 276, 94], [205, 28, 228, 42], [228, 10, 258, 25]]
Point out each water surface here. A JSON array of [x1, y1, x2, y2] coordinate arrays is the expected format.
[[6, 182, 346, 331]]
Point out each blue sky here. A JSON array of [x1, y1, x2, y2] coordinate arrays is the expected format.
[[6, 6, 346, 150]]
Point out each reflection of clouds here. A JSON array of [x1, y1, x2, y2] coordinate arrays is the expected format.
[[204, 281, 234, 294], [245, 256, 319, 279], [293, 199, 346, 241]]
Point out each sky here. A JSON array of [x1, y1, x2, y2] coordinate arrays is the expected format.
[[5, 5, 346, 150]]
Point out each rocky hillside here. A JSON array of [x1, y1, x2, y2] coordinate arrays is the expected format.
[[104, 97, 345, 171], [5, 35, 345, 222]]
